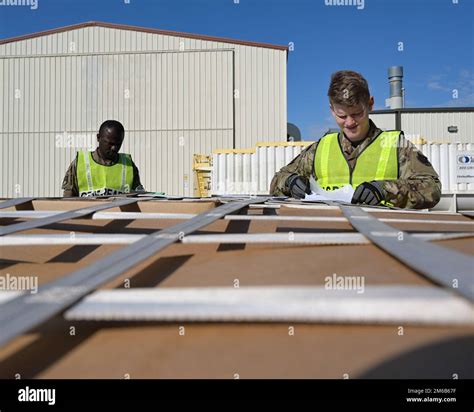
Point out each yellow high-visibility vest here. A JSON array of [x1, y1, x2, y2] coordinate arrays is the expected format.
[[77, 151, 134, 197], [314, 131, 400, 191]]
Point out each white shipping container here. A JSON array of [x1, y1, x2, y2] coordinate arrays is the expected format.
[[212, 142, 474, 195]]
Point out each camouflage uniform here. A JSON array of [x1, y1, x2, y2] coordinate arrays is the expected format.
[[61, 149, 144, 197], [270, 120, 441, 209]]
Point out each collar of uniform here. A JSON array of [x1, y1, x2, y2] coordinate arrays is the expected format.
[[338, 119, 381, 152], [91, 149, 119, 166]]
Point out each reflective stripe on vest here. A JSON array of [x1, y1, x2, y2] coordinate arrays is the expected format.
[[77, 151, 134, 197], [314, 131, 399, 191]]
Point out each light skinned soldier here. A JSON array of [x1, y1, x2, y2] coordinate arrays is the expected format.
[[270, 70, 441, 209], [62, 120, 145, 197]]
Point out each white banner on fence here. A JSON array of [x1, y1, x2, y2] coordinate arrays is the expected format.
[[456, 150, 474, 184]]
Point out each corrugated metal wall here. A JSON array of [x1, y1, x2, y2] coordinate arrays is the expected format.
[[371, 111, 474, 143], [212, 142, 474, 195], [0, 50, 234, 197], [401, 112, 474, 143], [369, 113, 396, 131], [0, 26, 287, 197]]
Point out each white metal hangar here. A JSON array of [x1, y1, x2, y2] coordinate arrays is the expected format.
[[0, 21, 288, 197]]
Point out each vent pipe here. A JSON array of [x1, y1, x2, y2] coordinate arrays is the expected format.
[[386, 66, 404, 109]]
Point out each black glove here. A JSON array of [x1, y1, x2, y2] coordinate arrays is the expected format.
[[351, 181, 386, 205], [286, 174, 311, 199]]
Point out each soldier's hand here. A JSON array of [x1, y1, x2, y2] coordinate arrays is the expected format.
[[286, 174, 311, 199], [351, 181, 386, 206]]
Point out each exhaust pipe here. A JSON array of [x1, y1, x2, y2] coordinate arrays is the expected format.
[[386, 66, 404, 109]]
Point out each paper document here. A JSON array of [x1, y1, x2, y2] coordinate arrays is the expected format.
[[303, 177, 354, 203]]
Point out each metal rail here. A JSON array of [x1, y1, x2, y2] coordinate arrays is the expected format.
[[62, 285, 473, 326], [1, 232, 472, 246], [341, 205, 474, 302], [0, 198, 147, 236], [0, 197, 268, 347], [0, 197, 34, 210]]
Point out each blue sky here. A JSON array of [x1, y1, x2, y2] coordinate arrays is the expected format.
[[0, 0, 473, 140]]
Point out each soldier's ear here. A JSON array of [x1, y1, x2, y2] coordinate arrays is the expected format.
[[368, 96, 374, 111], [96, 133, 100, 142]]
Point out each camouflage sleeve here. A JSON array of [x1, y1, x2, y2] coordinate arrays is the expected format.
[[381, 136, 442, 209], [61, 156, 79, 197], [131, 160, 145, 192], [269, 142, 318, 196]]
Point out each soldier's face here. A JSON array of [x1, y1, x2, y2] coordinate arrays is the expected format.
[[331, 98, 373, 142], [97, 129, 124, 161]]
